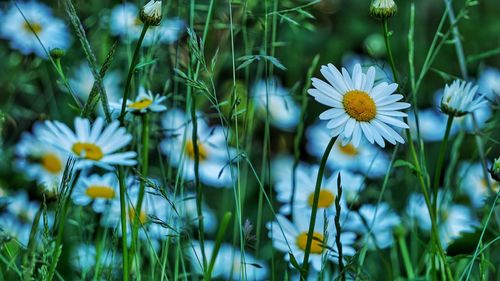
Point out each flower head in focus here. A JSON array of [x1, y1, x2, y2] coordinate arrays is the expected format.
[[140, 0, 162, 26], [369, 0, 397, 20], [308, 63, 410, 148], [111, 86, 166, 114], [440, 79, 488, 117], [39, 117, 137, 169]]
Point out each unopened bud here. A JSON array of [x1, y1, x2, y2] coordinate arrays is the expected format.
[[140, 0, 162, 26], [49, 48, 66, 59], [490, 157, 500, 182], [370, 0, 397, 20]]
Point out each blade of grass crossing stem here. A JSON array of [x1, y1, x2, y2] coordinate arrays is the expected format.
[[205, 212, 233, 281]]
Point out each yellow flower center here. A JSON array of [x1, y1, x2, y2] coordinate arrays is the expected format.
[[129, 207, 148, 224], [308, 189, 335, 208], [480, 179, 499, 193], [128, 99, 153, 110], [85, 185, 115, 199], [296, 232, 325, 254], [338, 143, 358, 156], [41, 153, 63, 174], [72, 142, 104, 161], [23, 22, 42, 34], [185, 140, 208, 161], [342, 90, 377, 122]]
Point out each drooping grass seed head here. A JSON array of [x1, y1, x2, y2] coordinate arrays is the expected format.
[[440, 79, 488, 117], [140, 0, 162, 26], [370, 0, 397, 20]]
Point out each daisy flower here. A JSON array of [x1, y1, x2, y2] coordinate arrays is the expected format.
[[350, 203, 400, 249], [111, 86, 167, 114], [15, 122, 69, 192], [188, 240, 268, 280], [68, 62, 121, 104], [0, 1, 71, 58], [440, 80, 488, 117], [458, 161, 499, 208], [252, 78, 301, 131], [306, 120, 390, 178], [478, 67, 500, 103], [267, 212, 357, 271], [72, 173, 119, 213], [0, 191, 53, 246], [308, 63, 410, 147], [160, 108, 236, 188], [39, 117, 137, 170], [101, 178, 172, 247], [342, 53, 393, 84], [406, 192, 479, 247], [274, 163, 364, 214], [109, 3, 184, 46]]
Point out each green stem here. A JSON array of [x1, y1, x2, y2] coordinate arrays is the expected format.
[[382, 18, 454, 281], [334, 175, 345, 280], [118, 167, 130, 281], [119, 24, 149, 125], [47, 170, 81, 280], [432, 114, 454, 213], [129, 113, 150, 268], [301, 137, 336, 279], [398, 235, 415, 279]]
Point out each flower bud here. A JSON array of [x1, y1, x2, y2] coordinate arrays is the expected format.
[[140, 0, 162, 26], [490, 157, 500, 182], [370, 0, 397, 20], [49, 48, 66, 59]]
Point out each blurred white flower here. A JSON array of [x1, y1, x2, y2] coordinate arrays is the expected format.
[[111, 86, 166, 114], [308, 63, 410, 147], [274, 162, 364, 214], [0, 1, 71, 58], [408, 108, 456, 142], [350, 203, 400, 249], [69, 62, 121, 104], [478, 67, 500, 103], [109, 3, 184, 46], [406, 192, 479, 247], [176, 193, 218, 234], [440, 80, 488, 116], [252, 78, 301, 131], [72, 173, 120, 213], [267, 212, 356, 271], [458, 161, 499, 208], [306, 121, 390, 178], [71, 244, 121, 272], [39, 117, 137, 170], [0, 191, 52, 246], [101, 178, 173, 247], [187, 240, 268, 280], [160, 109, 237, 188], [15, 122, 69, 193]]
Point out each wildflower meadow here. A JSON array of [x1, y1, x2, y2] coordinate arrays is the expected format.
[[1, 0, 500, 280]]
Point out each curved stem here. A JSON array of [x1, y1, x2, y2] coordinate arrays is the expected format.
[[432, 114, 454, 212], [301, 137, 336, 279], [119, 25, 149, 125]]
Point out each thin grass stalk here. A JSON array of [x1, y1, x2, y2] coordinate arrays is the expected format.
[[119, 25, 150, 124], [444, 0, 468, 80], [300, 137, 336, 279], [397, 233, 415, 279], [129, 113, 151, 267], [205, 212, 233, 280], [432, 114, 454, 213], [118, 167, 130, 281], [47, 169, 81, 281], [334, 175, 345, 280], [22, 205, 43, 281], [382, 18, 454, 280]]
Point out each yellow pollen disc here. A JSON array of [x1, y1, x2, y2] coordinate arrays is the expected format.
[[85, 185, 115, 199], [185, 140, 208, 161], [339, 143, 358, 156], [342, 90, 377, 121], [480, 179, 499, 193], [296, 232, 325, 254], [129, 207, 148, 224], [23, 22, 42, 34], [72, 142, 104, 161], [41, 153, 62, 174], [308, 189, 335, 208], [128, 99, 153, 110]]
